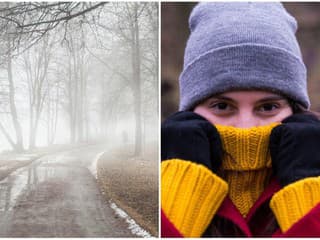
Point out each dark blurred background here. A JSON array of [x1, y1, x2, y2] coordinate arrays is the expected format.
[[161, 2, 320, 120]]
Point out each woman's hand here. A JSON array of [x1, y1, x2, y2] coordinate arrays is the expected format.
[[270, 113, 320, 186], [161, 111, 223, 172]]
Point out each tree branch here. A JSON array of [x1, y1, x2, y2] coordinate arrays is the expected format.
[[17, 2, 106, 28]]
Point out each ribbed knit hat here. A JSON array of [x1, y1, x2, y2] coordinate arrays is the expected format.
[[179, 2, 310, 111]]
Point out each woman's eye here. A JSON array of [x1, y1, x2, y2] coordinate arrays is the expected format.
[[258, 103, 279, 112], [209, 102, 234, 112], [214, 102, 229, 110]]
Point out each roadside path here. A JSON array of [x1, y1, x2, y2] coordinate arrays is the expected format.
[[0, 145, 135, 237]]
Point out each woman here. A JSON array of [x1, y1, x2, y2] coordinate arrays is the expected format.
[[161, 2, 320, 237]]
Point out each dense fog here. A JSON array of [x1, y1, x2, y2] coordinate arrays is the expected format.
[[0, 2, 158, 155]]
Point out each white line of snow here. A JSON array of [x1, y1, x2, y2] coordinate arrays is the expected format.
[[109, 201, 153, 238], [91, 151, 153, 237], [89, 151, 105, 179]]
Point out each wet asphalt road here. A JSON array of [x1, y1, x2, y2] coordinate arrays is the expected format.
[[0, 145, 134, 237]]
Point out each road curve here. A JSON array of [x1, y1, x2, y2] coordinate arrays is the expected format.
[[0, 145, 135, 237]]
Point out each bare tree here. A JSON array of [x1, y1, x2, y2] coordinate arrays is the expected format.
[[21, 35, 53, 149], [0, 2, 158, 154], [96, 2, 156, 156], [0, 2, 108, 151], [55, 21, 90, 144], [0, 34, 24, 152], [0, 2, 106, 63], [45, 78, 60, 145]]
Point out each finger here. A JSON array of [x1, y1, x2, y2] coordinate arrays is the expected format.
[[165, 111, 209, 122], [282, 113, 320, 124], [269, 125, 284, 174], [202, 123, 223, 171]]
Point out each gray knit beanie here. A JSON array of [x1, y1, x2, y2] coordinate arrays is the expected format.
[[179, 2, 310, 111]]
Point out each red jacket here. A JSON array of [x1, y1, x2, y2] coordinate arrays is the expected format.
[[162, 178, 320, 237]]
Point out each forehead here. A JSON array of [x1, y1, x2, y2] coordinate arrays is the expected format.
[[207, 90, 287, 102], [218, 90, 285, 99]]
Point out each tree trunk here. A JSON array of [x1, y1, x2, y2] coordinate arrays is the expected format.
[[132, 3, 142, 156], [49, 85, 59, 145], [67, 52, 76, 144], [7, 40, 24, 152], [0, 122, 17, 150]]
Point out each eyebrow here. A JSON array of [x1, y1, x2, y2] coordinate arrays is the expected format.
[[255, 96, 288, 104], [211, 94, 287, 104]]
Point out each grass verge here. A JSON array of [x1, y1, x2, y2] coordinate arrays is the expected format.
[[97, 142, 158, 237]]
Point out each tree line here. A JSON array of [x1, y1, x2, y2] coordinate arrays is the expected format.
[[0, 2, 158, 156]]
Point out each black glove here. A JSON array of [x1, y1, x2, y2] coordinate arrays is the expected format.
[[161, 111, 223, 172], [270, 113, 320, 187]]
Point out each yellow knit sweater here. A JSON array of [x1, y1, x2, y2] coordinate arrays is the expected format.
[[162, 123, 320, 236], [215, 123, 278, 216]]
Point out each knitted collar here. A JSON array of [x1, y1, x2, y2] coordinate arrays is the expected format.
[[215, 123, 280, 217]]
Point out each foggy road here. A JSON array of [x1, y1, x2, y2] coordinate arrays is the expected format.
[[0, 145, 135, 237]]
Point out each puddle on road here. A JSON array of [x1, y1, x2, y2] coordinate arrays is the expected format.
[[0, 153, 78, 212], [0, 167, 29, 212]]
